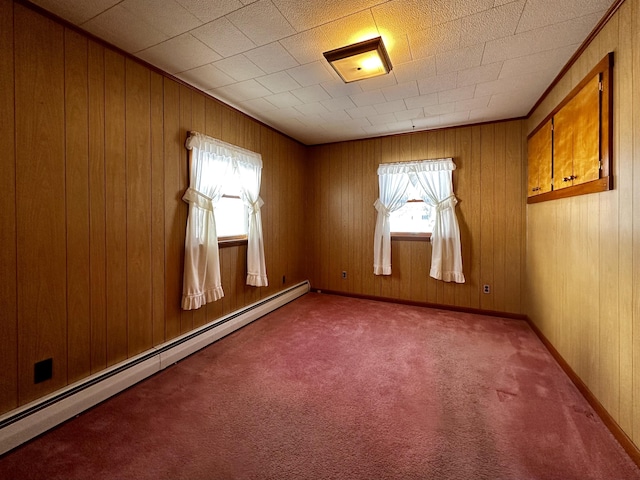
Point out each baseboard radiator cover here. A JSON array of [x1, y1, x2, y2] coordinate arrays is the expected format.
[[0, 281, 310, 456]]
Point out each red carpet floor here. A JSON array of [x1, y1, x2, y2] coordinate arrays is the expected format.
[[1, 292, 638, 479]]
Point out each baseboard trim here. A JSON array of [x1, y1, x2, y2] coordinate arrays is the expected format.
[[312, 288, 527, 320], [526, 318, 640, 468], [0, 281, 310, 456]]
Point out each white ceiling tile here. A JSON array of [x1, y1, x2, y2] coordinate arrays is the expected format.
[[256, 71, 301, 94], [272, 0, 383, 32], [346, 105, 378, 119], [405, 93, 439, 109], [368, 112, 398, 125], [320, 97, 358, 112], [456, 62, 503, 87], [191, 17, 256, 57], [344, 116, 372, 127], [372, 0, 434, 36], [436, 44, 484, 74], [213, 54, 266, 81], [517, 0, 612, 33], [409, 20, 461, 59], [362, 124, 391, 136], [394, 108, 424, 122], [498, 44, 578, 78], [393, 58, 437, 84], [174, 0, 243, 23], [136, 34, 221, 74], [279, 28, 333, 65], [431, 0, 495, 25], [295, 102, 331, 116], [483, 12, 603, 64], [287, 62, 334, 87], [319, 110, 353, 123], [291, 85, 332, 103], [264, 92, 304, 108], [438, 85, 475, 104], [120, 0, 202, 37], [350, 90, 387, 107], [424, 103, 455, 116], [244, 43, 299, 74], [213, 79, 272, 102], [296, 114, 328, 127], [476, 67, 555, 98], [494, 0, 517, 6], [459, 1, 525, 48], [374, 99, 407, 115], [455, 96, 491, 111], [381, 82, 420, 102], [439, 111, 470, 125], [238, 97, 280, 113], [318, 10, 380, 50], [385, 34, 412, 65], [32, 0, 120, 24], [82, 4, 168, 52], [178, 64, 235, 90], [412, 116, 445, 129], [417, 73, 458, 95], [226, 0, 296, 46], [321, 80, 363, 98], [358, 73, 399, 92]]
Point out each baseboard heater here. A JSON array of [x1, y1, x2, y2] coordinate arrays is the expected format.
[[0, 281, 310, 456]]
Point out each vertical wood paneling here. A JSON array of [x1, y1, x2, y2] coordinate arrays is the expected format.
[[632, 0, 640, 446], [104, 49, 127, 366], [479, 124, 495, 311], [525, 0, 640, 450], [126, 59, 152, 356], [492, 123, 506, 311], [0, 0, 18, 412], [150, 72, 165, 346], [179, 86, 193, 334], [64, 29, 91, 383], [617, 0, 634, 436], [88, 40, 107, 373], [15, 5, 67, 403], [455, 127, 472, 309], [163, 78, 182, 341], [504, 121, 522, 314], [2, 0, 309, 416]]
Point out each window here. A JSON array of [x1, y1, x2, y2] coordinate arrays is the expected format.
[[214, 174, 248, 241], [390, 182, 434, 238]]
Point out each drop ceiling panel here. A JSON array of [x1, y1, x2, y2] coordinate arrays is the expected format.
[[33, 0, 616, 145]]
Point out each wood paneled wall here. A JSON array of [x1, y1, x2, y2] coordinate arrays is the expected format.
[[526, 0, 640, 448], [0, 1, 306, 414], [306, 121, 527, 315]]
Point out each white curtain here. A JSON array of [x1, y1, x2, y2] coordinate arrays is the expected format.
[[236, 154, 268, 287], [373, 158, 465, 283], [373, 164, 411, 275], [411, 159, 465, 283], [182, 131, 267, 310]]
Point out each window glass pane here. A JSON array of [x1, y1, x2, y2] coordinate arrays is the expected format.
[[214, 196, 247, 237], [390, 201, 434, 233]]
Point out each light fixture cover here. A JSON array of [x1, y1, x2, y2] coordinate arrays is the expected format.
[[323, 37, 392, 83]]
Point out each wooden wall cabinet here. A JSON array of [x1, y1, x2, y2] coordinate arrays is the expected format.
[[527, 53, 613, 204]]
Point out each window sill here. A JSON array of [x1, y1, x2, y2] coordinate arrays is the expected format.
[[391, 233, 432, 242], [218, 236, 248, 248]]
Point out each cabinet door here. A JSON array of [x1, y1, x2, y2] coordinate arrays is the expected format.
[[553, 73, 600, 190], [527, 120, 552, 196]]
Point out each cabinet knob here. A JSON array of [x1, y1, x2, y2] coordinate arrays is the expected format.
[[563, 175, 577, 182]]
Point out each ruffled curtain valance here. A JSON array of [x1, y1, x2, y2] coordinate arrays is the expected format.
[[181, 132, 268, 311], [373, 158, 465, 283]]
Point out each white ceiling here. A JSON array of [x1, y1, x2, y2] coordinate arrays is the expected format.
[[32, 0, 615, 145]]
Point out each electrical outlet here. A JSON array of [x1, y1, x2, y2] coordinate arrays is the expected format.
[[483, 284, 490, 294], [342, 271, 347, 279]]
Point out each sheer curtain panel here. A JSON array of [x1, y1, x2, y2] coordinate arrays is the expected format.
[[411, 159, 465, 283], [182, 132, 268, 311], [373, 158, 465, 283], [373, 164, 411, 275]]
